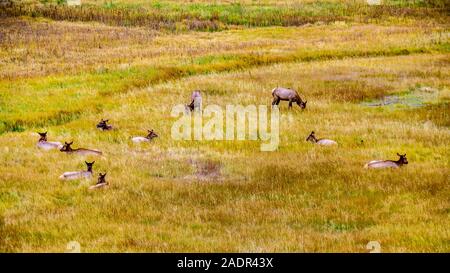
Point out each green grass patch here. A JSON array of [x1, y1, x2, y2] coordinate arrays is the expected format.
[[1, 41, 447, 134], [4, 1, 448, 31]]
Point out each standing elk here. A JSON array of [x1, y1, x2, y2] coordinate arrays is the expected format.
[[186, 90, 202, 112], [272, 87, 307, 109]]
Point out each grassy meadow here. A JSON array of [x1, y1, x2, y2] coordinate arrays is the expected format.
[[0, 0, 449, 252]]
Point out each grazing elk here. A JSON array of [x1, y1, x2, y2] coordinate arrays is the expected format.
[[36, 132, 63, 150], [89, 173, 108, 189], [186, 90, 202, 112], [59, 161, 95, 180], [306, 131, 338, 146], [364, 153, 408, 169], [132, 129, 158, 143], [96, 119, 113, 131], [60, 141, 102, 156], [271, 87, 307, 109]]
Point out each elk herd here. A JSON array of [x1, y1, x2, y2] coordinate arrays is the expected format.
[[37, 125, 158, 189], [36, 87, 409, 189]]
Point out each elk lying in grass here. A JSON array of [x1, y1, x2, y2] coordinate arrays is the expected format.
[[96, 119, 113, 131], [306, 131, 338, 146], [272, 87, 307, 109], [59, 161, 94, 180], [186, 90, 202, 112], [36, 132, 62, 150], [364, 153, 408, 169], [89, 173, 108, 189], [132, 129, 158, 143], [60, 141, 102, 156]]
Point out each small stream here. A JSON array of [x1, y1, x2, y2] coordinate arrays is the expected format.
[[361, 86, 440, 108]]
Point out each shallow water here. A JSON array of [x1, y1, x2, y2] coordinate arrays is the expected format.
[[361, 86, 440, 108]]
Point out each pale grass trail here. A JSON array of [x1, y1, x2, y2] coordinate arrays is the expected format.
[[1, 16, 448, 135]]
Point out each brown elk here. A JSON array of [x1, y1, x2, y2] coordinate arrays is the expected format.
[[89, 173, 109, 189], [132, 129, 158, 143], [306, 131, 338, 146], [60, 141, 102, 156], [59, 161, 95, 180], [271, 87, 307, 109], [96, 119, 113, 131], [186, 90, 202, 112], [36, 132, 62, 150], [364, 153, 408, 169]]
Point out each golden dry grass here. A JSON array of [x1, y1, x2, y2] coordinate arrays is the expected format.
[[1, 16, 447, 79], [0, 1, 449, 253], [5, 0, 449, 32]]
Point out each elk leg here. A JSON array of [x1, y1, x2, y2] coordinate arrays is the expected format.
[[288, 99, 293, 109]]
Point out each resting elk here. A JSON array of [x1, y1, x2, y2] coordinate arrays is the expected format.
[[60, 141, 102, 156], [36, 132, 62, 150], [59, 161, 95, 180], [364, 153, 408, 169]]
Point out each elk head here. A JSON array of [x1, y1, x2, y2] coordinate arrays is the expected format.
[[97, 172, 107, 184], [396, 153, 408, 165], [60, 141, 74, 152], [38, 132, 48, 142], [85, 161, 95, 172], [146, 129, 158, 140], [306, 131, 317, 143]]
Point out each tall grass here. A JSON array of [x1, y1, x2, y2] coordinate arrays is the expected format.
[[0, 0, 449, 253], [1, 19, 447, 134], [2, 0, 448, 31], [0, 53, 448, 252]]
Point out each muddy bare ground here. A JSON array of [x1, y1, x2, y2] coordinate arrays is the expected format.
[[185, 159, 223, 182]]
